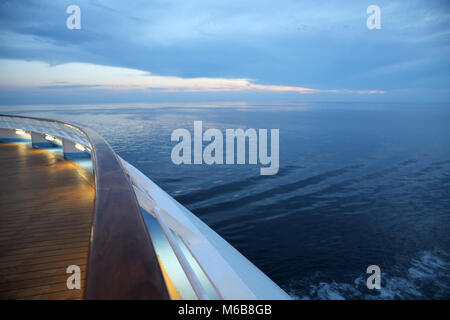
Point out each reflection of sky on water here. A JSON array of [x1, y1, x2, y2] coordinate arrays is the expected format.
[[1, 102, 449, 299]]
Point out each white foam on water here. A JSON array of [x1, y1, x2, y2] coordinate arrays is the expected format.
[[287, 249, 450, 300]]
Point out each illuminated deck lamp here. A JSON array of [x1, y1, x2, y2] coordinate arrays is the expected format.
[[75, 143, 86, 152], [45, 135, 55, 142], [15, 129, 26, 135]]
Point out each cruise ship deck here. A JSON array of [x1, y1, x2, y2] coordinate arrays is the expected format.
[[0, 143, 94, 299], [0, 114, 290, 300]]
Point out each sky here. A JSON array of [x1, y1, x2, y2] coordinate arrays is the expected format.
[[0, 0, 449, 104]]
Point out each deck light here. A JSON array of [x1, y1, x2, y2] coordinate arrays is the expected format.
[[15, 130, 26, 135], [75, 143, 86, 151], [45, 135, 55, 141]]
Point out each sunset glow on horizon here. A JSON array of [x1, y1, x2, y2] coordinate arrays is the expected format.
[[0, 59, 386, 95]]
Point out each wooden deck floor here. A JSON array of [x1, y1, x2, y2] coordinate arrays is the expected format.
[[0, 142, 95, 299]]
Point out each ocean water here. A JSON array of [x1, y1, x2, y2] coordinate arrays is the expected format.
[[1, 102, 449, 299]]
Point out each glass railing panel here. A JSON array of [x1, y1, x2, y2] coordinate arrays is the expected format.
[[172, 230, 221, 299], [141, 207, 198, 300]]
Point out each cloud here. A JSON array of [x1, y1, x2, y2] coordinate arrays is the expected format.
[[0, 0, 448, 102], [0, 59, 386, 95], [40, 84, 103, 89]]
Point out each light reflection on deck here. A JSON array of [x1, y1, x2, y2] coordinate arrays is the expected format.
[[0, 142, 94, 300]]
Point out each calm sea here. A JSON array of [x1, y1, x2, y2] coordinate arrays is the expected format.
[[2, 102, 449, 299]]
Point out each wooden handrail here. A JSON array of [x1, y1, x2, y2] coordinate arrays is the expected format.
[[82, 127, 169, 299], [0, 114, 170, 300]]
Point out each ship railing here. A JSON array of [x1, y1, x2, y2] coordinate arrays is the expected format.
[[0, 114, 170, 299], [121, 158, 290, 300], [0, 114, 291, 300]]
